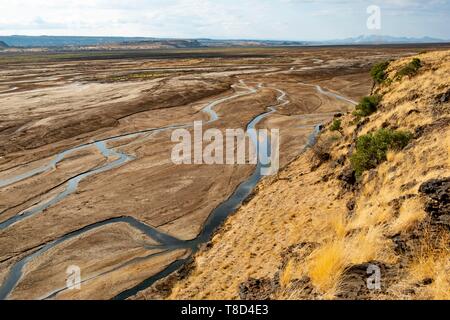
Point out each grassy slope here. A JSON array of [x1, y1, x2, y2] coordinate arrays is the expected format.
[[162, 50, 449, 300]]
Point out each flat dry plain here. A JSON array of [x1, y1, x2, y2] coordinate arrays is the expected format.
[[0, 45, 447, 300]]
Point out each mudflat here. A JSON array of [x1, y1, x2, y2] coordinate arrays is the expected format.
[[0, 45, 447, 299]]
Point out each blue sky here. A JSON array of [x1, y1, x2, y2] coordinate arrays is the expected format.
[[0, 0, 449, 40]]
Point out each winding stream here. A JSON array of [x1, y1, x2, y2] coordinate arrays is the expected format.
[[298, 81, 358, 106], [0, 82, 257, 228], [0, 81, 261, 299], [113, 83, 355, 300], [0, 77, 355, 300], [0, 142, 134, 230], [113, 86, 288, 300], [0, 216, 185, 300]]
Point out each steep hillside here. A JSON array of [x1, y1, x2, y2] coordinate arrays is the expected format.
[[141, 50, 449, 300]]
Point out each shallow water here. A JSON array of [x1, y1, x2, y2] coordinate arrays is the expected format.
[[0, 83, 260, 299], [0, 81, 347, 300]]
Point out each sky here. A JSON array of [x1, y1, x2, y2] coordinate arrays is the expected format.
[[0, 0, 449, 40]]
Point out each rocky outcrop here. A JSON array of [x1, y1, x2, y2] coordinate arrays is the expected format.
[[239, 278, 277, 300], [336, 262, 394, 300], [420, 178, 450, 228]]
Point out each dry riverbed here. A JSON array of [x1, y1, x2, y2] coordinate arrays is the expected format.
[[1, 45, 447, 299]]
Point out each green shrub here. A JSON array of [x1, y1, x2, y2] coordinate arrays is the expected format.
[[351, 129, 413, 177], [330, 119, 342, 133], [353, 95, 381, 117], [411, 58, 422, 68], [370, 61, 390, 84], [396, 58, 422, 79]]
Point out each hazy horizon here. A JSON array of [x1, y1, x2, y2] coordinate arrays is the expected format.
[[1, 0, 449, 41], [0, 34, 448, 42]]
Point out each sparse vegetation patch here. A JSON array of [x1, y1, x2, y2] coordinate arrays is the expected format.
[[351, 129, 413, 177], [353, 95, 381, 118], [330, 119, 342, 134], [370, 61, 390, 84], [396, 58, 422, 79]]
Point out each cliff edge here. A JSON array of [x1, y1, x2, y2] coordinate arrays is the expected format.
[[143, 50, 449, 300]]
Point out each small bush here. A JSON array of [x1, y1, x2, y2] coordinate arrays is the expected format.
[[397, 58, 422, 79], [411, 58, 422, 68], [353, 95, 381, 117], [351, 129, 413, 177], [330, 119, 342, 133], [370, 61, 390, 84]]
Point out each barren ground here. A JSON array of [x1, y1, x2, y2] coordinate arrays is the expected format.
[[0, 45, 447, 300]]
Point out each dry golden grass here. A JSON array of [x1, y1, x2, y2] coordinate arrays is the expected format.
[[280, 260, 296, 288], [166, 50, 450, 300], [389, 198, 427, 235], [330, 211, 348, 239], [348, 226, 396, 264], [386, 227, 450, 300], [409, 229, 449, 299], [301, 225, 395, 297], [307, 240, 347, 294]]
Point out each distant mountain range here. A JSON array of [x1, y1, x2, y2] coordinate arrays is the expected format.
[[0, 35, 152, 48], [0, 35, 447, 49], [325, 35, 446, 45]]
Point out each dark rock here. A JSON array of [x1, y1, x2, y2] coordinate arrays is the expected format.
[[435, 89, 450, 104], [338, 168, 357, 189], [388, 165, 398, 173], [389, 194, 416, 216], [407, 109, 420, 116], [318, 152, 332, 162], [239, 278, 275, 300], [419, 178, 450, 202], [392, 235, 410, 255], [401, 180, 417, 191], [407, 92, 420, 102], [280, 242, 318, 269], [436, 214, 450, 229], [288, 276, 319, 298], [334, 155, 346, 167], [355, 118, 370, 133], [346, 199, 356, 212], [418, 278, 434, 286], [336, 262, 394, 300], [419, 177, 450, 220], [381, 121, 390, 128], [403, 288, 416, 295], [389, 199, 403, 215], [414, 126, 425, 138], [415, 117, 450, 138]]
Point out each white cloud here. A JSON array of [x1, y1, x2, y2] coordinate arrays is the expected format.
[[0, 0, 448, 39]]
